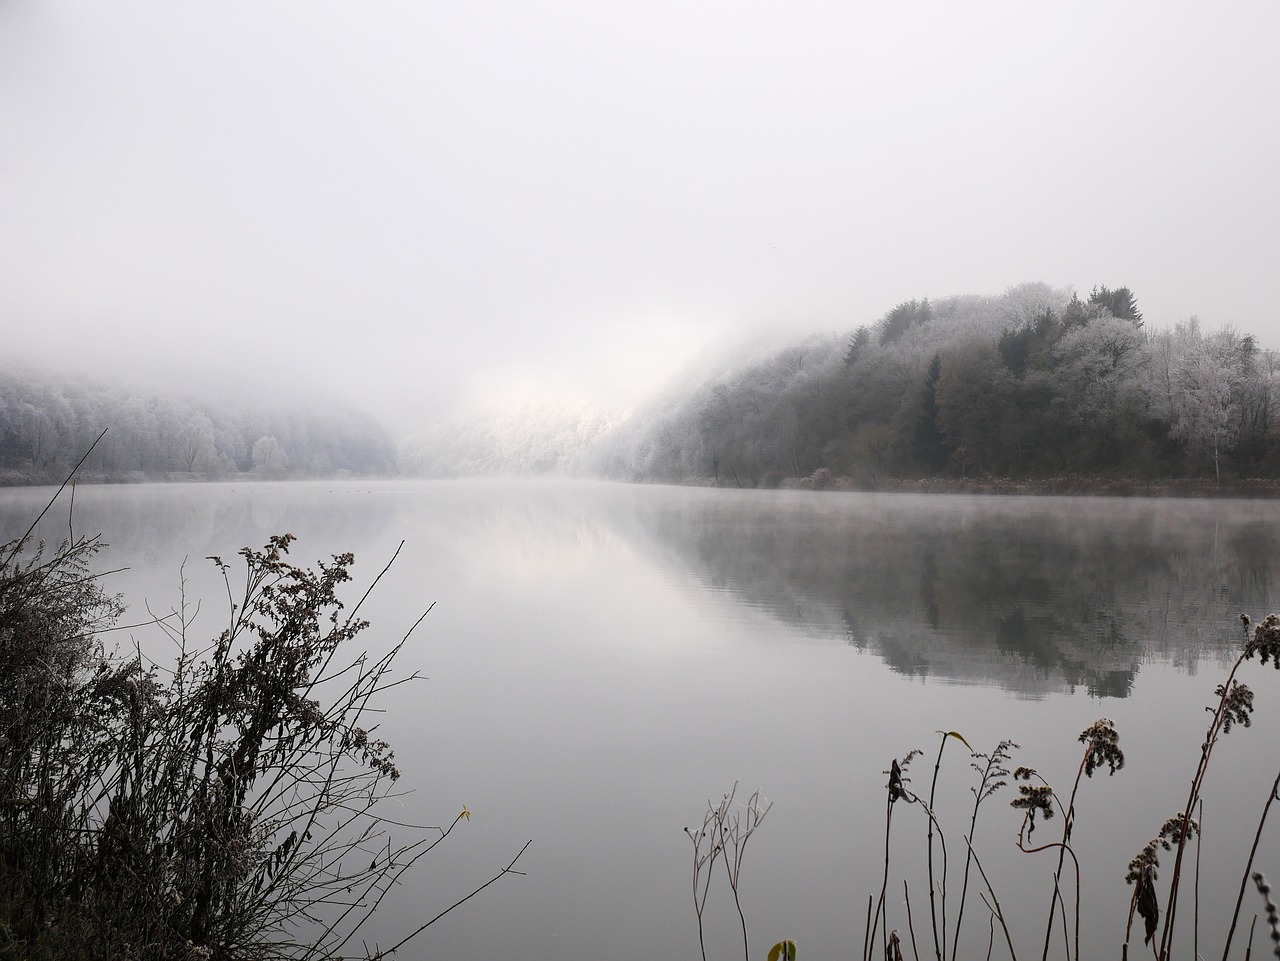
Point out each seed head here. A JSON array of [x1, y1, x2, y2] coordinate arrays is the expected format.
[[1079, 717, 1124, 777], [1011, 783, 1055, 834], [1215, 679, 1254, 733], [1247, 614, 1280, 668]]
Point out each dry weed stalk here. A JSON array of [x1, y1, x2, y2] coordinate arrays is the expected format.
[[1010, 718, 1123, 961], [684, 781, 772, 961], [678, 614, 1280, 961], [1126, 613, 1280, 961]]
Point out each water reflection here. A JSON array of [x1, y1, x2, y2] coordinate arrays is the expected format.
[[5, 481, 1278, 699], [4, 481, 1279, 961], [610, 488, 1280, 697]]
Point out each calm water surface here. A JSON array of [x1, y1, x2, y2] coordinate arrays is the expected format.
[[4, 480, 1280, 961]]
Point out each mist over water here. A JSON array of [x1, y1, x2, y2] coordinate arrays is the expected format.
[[3, 481, 1279, 960]]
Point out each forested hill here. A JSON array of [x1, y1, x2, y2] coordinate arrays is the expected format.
[[0, 364, 397, 485], [588, 282, 1276, 486], [402, 282, 1279, 487]]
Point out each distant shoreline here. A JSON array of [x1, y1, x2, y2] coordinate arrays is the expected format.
[[762, 473, 1280, 498], [0, 469, 393, 489], [5, 470, 1280, 499]]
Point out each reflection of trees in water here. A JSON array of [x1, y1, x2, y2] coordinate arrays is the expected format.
[[7, 482, 1276, 699], [623, 491, 1280, 698]]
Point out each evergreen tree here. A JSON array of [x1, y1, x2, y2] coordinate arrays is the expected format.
[[1088, 285, 1144, 326], [911, 355, 949, 472], [877, 299, 932, 345], [998, 308, 1061, 375], [844, 326, 871, 366]]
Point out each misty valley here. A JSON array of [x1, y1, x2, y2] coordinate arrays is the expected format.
[[6, 284, 1280, 498], [3, 480, 1279, 960], [5, 273, 1280, 961], [8, 0, 1279, 954]]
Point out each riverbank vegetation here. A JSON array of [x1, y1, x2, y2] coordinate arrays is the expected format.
[[0, 493, 526, 959], [688, 614, 1280, 961]]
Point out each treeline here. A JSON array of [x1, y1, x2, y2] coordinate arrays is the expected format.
[[588, 282, 1279, 486], [0, 364, 397, 484]]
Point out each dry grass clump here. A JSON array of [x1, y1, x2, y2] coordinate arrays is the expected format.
[[0, 521, 523, 961]]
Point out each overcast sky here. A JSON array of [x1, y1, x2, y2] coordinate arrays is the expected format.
[[3, 1, 1278, 431]]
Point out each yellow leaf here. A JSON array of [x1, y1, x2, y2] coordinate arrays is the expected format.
[[945, 731, 973, 752]]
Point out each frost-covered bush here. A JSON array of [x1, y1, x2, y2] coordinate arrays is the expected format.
[[0, 528, 500, 960]]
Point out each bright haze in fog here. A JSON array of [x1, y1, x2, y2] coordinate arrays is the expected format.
[[3, 1, 1278, 431]]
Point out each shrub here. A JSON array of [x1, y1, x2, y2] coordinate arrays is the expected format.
[[808, 468, 833, 491], [0, 524, 523, 960]]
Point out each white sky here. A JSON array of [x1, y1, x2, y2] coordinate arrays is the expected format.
[[3, 1, 1278, 431]]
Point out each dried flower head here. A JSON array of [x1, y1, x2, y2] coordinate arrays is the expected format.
[[1215, 679, 1254, 733], [345, 726, 401, 780], [1079, 717, 1124, 777], [1011, 783, 1055, 834], [1125, 846, 1161, 945], [1246, 613, 1280, 668], [1124, 813, 1199, 943], [1126, 839, 1160, 886], [1125, 816, 1199, 885], [1157, 812, 1198, 848]]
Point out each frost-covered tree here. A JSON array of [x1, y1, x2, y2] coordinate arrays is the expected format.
[[1235, 343, 1279, 465], [250, 435, 290, 477], [1167, 325, 1251, 483], [1048, 315, 1149, 467], [0, 364, 396, 483]]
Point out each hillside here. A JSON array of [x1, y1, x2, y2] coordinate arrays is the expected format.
[[0, 364, 397, 485], [404, 282, 1280, 487]]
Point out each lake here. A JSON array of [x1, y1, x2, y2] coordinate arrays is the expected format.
[[3, 480, 1280, 961]]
